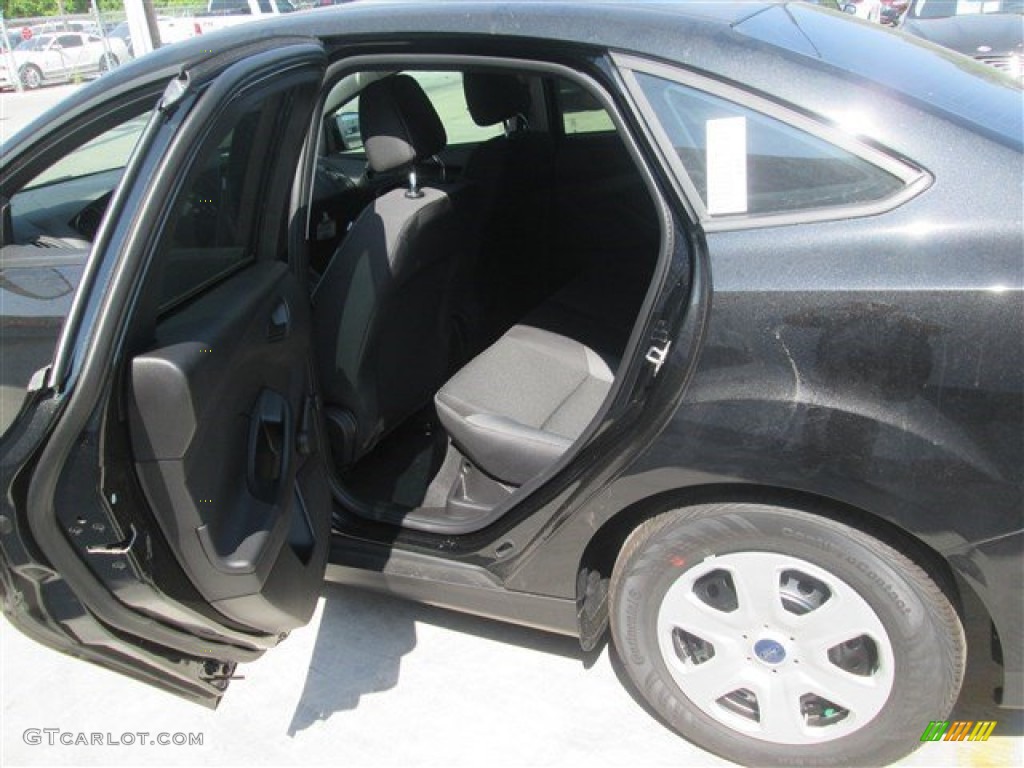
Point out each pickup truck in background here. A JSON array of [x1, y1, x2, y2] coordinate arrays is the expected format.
[[111, 0, 303, 52], [191, 0, 298, 35]]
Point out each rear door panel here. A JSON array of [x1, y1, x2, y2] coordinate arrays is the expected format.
[[130, 262, 330, 633], [113, 42, 332, 639], [3, 39, 330, 705]]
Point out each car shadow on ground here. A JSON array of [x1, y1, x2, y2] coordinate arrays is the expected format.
[[289, 581, 1022, 741], [287, 582, 599, 735], [286, 585, 416, 735]]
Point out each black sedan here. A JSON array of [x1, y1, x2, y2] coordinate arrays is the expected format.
[[900, 0, 1024, 81], [0, 3, 1021, 766]]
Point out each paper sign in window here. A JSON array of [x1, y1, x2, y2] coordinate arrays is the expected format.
[[706, 116, 748, 215]]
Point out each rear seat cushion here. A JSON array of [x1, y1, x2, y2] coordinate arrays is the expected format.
[[435, 325, 616, 486]]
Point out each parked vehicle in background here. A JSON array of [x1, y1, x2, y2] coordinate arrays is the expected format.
[[845, 0, 885, 19], [881, 0, 910, 24], [4, 0, 302, 63], [1, 31, 21, 54], [192, 0, 297, 35], [29, 20, 90, 37], [901, 0, 1024, 80], [109, 16, 197, 56], [0, 32, 131, 90], [801, 0, 848, 10], [206, 0, 296, 13], [108, 21, 132, 54]]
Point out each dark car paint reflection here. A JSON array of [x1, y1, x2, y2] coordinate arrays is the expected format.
[[638, 285, 1021, 550]]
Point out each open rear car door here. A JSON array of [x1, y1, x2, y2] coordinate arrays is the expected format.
[[1, 38, 330, 706]]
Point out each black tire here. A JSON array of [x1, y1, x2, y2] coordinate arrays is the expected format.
[[609, 503, 965, 767], [19, 64, 42, 90]]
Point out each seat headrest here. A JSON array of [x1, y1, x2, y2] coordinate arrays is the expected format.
[[360, 75, 447, 174], [463, 72, 530, 127]]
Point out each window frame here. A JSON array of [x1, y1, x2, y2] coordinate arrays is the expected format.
[[152, 109, 259, 317], [153, 81, 310, 317], [614, 53, 932, 232]]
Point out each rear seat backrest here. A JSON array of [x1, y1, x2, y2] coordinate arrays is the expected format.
[[459, 72, 557, 346], [552, 131, 661, 273]]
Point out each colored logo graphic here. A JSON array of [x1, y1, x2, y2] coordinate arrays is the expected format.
[[920, 721, 997, 742], [753, 638, 786, 665]]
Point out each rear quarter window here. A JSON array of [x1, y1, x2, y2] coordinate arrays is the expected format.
[[633, 72, 906, 218]]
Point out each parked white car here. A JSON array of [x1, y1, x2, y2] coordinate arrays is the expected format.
[[0, 32, 132, 90], [109, 16, 197, 56]]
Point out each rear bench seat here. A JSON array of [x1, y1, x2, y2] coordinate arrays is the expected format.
[[435, 262, 649, 487]]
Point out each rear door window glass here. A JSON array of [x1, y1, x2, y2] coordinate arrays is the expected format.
[[156, 95, 289, 311]]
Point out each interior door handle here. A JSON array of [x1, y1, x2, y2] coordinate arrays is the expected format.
[[247, 390, 292, 503], [267, 300, 291, 341]]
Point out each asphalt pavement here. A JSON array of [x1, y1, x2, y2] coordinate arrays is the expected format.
[[1, 83, 1022, 768], [2, 583, 1021, 768], [0, 85, 79, 144]]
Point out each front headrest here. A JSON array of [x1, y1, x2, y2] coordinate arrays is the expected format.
[[360, 75, 447, 174], [463, 72, 530, 127]]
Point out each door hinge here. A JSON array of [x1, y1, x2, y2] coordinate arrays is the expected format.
[[200, 660, 244, 686], [645, 324, 672, 376]]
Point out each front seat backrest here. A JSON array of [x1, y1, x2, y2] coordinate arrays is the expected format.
[[313, 75, 470, 467]]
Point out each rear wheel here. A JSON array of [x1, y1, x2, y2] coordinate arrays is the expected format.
[[609, 503, 965, 767], [19, 64, 42, 90]]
